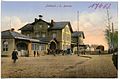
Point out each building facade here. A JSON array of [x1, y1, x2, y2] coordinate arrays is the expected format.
[[19, 16, 73, 53]]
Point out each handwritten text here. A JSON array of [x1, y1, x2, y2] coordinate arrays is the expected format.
[[88, 3, 111, 9]]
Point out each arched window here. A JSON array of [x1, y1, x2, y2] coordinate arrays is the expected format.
[[3, 40, 8, 51]]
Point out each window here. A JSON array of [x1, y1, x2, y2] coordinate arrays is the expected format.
[[63, 34, 65, 41], [52, 32, 57, 38], [41, 32, 46, 37], [39, 25, 42, 28], [36, 44, 39, 50], [67, 35, 70, 42], [32, 43, 39, 50], [35, 32, 40, 38], [36, 34, 39, 37], [3, 41, 8, 51], [32, 43, 35, 50], [48, 25, 50, 28], [27, 34, 30, 37], [63, 33, 66, 41], [41, 44, 46, 50], [67, 35, 69, 41]]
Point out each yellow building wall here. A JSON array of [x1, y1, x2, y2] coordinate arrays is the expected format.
[[62, 24, 71, 50], [49, 24, 72, 50], [49, 30, 62, 49]]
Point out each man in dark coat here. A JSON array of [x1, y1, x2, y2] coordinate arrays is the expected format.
[[67, 48, 70, 55], [37, 51, 39, 57], [12, 49, 18, 63], [34, 51, 36, 57]]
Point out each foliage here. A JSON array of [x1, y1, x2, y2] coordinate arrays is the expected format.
[[105, 29, 118, 49]]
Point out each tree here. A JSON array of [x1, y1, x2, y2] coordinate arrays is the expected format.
[[105, 29, 118, 49], [105, 9, 118, 50], [112, 31, 118, 48]]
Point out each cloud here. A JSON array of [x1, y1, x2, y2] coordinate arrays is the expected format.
[[1, 16, 28, 32], [71, 10, 116, 50]]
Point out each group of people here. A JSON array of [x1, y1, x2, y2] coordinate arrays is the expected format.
[[34, 51, 39, 57], [47, 48, 73, 56]]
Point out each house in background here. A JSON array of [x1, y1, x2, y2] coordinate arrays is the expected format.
[[19, 15, 73, 53], [71, 31, 85, 53], [1, 28, 39, 57]]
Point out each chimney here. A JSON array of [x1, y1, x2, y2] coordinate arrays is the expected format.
[[35, 18, 38, 22], [51, 19, 54, 27], [11, 28, 15, 31], [39, 15, 43, 19]]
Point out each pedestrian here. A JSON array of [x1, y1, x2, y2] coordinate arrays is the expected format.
[[34, 51, 36, 57], [67, 48, 70, 55], [99, 49, 101, 55], [37, 51, 39, 57], [27, 50, 29, 57], [12, 49, 18, 63]]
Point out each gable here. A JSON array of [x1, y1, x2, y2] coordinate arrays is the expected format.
[[19, 19, 50, 31], [63, 24, 71, 34], [72, 31, 85, 39], [49, 22, 73, 33], [34, 21, 50, 32]]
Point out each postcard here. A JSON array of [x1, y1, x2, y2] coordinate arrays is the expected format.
[[1, 1, 118, 78]]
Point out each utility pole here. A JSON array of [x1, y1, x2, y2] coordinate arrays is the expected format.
[[77, 11, 79, 31], [10, 17, 12, 30], [77, 11, 79, 56], [111, 22, 114, 50]]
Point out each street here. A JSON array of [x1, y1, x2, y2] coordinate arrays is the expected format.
[[1, 54, 117, 78]]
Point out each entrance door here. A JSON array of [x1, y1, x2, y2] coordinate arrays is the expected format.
[[50, 41, 56, 50]]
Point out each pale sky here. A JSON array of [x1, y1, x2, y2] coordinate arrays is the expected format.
[[1, 1, 118, 50]]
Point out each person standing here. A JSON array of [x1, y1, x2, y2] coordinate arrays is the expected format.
[[37, 51, 39, 57], [67, 48, 70, 55], [12, 49, 18, 63], [34, 51, 36, 57], [99, 49, 101, 55]]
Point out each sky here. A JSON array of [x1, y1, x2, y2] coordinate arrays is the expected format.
[[1, 1, 118, 50]]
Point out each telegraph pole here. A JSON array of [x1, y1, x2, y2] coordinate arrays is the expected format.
[[77, 11, 79, 56], [77, 11, 79, 31], [111, 22, 114, 50], [10, 17, 12, 30]]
